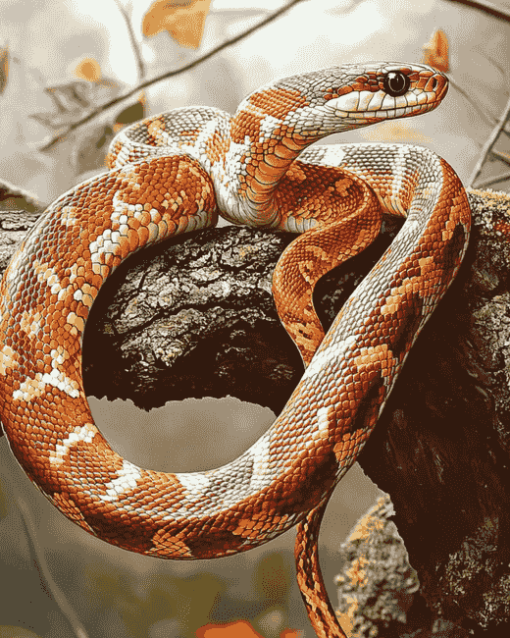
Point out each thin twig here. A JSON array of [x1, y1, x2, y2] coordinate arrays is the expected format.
[[449, 77, 497, 129], [474, 47, 508, 89], [472, 172, 510, 189], [39, 0, 305, 152], [447, 0, 510, 22], [491, 149, 510, 165], [17, 497, 91, 638], [469, 92, 510, 188], [113, 0, 146, 82]]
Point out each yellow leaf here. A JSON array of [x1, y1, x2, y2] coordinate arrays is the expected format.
[[74, 57, 102, 82], [143, 0, 212, 49], [196, 620, 264, 637], [0, 46, 8, 95], [422, 28, 449, 73]]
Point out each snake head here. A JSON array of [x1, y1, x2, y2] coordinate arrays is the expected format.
[[319, 62, 448, 126]]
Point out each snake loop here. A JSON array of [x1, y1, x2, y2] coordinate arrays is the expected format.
[[0, 63, 471, 637]]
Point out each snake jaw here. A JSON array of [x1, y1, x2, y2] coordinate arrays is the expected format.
[[304, 62, 448, 128], [325, 76, 448, 125]]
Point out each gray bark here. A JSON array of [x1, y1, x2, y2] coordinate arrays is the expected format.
[[0, 188, 509, 636]]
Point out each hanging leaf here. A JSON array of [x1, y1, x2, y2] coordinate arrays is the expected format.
[[73, 56, 102, 82], [422, 28, 449, 73], [0, 46, 8, 95], [196, 620, 264, 638], [143, 0, 212, 49], [114, 96, 145, 132]]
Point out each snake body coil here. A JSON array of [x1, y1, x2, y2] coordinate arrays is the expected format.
[[0, 63, 471, 637]]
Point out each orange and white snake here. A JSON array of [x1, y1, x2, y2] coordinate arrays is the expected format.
[[0, 63, 471, 637]]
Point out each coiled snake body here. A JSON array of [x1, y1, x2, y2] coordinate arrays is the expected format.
[[0, 63, 471, 637]]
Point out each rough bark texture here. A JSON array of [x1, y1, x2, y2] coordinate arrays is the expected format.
[[0, 188, 509, 636]]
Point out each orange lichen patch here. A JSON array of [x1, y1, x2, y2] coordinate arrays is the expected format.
[[348, 498, 387, 542], [73, 57, 102, 82], [494, 221, 510, 239], [196, 620, 264, 638], [347, 555, 369, 587], [422, 28, 449, 72], [249, 87, 309, 119], [143, 0, 211, 49]]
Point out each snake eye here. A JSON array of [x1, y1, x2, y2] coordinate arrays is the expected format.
[[383, 71, 410, 97]]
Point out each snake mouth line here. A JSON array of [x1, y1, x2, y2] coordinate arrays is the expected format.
[[334, 101, 440, 121]]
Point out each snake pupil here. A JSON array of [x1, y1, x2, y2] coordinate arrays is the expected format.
[[383, 71, 410, 97]]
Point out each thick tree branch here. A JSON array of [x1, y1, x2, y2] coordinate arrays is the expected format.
[[0, 190, 509, 635]]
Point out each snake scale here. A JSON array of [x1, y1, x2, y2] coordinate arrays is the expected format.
[[0, 63, 471, 637]]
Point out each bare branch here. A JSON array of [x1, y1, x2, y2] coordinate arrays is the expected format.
[[17, 497, 91, 638], [113, 0, 146, 82], [449, 77, 497, 129], [491, 149, 510, 165], [39, 0, 306, 152], [447, 0, 510, 22], [469, 92, 510, 188], [471, 171, 510, 189]]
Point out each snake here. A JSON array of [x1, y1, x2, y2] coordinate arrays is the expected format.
[[0, 62, 471, 637]]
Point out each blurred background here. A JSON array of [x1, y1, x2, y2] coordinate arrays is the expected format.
[[1, 1, 510, 636]]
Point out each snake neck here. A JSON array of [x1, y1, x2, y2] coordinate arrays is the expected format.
[[217, 92, 348, 229], [216, 70, 375, 229], [215, 64, 448, 229]]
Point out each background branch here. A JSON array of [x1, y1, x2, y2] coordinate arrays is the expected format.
[[39, 0, 306, 151], [113, 0, 146, 82], [447, 0, 510, 22]]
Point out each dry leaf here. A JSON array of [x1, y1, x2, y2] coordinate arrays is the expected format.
[[422, 28, 449, 73], [113, 94, 145, 133], [143, 0, 212, 49], [196, 620, 264, 638], [74, 56, 102, 82], [0, 46, 8, 95]]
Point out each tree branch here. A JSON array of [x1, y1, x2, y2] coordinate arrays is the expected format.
[[447, 0, 510, 22], [0, 189, 509, 634], [39, 0, 306, 152]]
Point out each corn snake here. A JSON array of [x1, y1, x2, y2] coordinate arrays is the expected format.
[[0, 63, 471, 637]]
